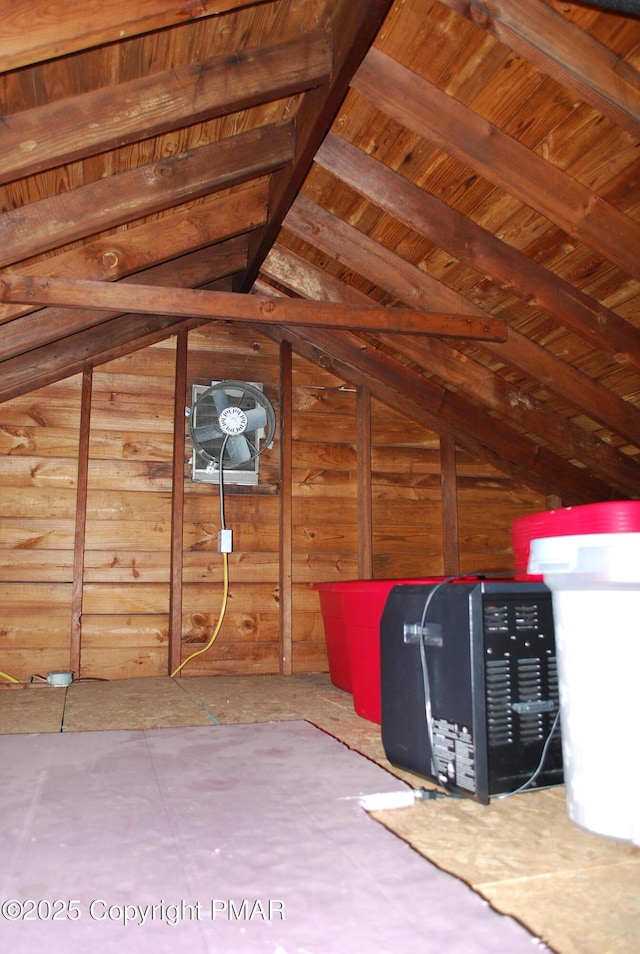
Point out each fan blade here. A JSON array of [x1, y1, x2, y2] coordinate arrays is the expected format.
[[192, 423, 224, 442], [213, 389, 230, 413], [225, 435, 252, 464], [243, 405, 267, 432]]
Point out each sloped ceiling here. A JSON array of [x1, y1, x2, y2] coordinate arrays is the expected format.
[[0, 0, 638, 505]]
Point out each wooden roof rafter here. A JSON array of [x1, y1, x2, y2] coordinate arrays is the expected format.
[[440, 0, 640, 139], [257, 249, 640, 500], [352, 46, 640, 284], [282, 196, 639, 447], [0, 0, 637, 507], [263, 320, 622, 507]]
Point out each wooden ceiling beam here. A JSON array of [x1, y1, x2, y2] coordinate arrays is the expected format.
[[262, 246, 640, 499], [0, 122, 295, 269], [0, 239, 249, 362], [0, 0, 265, 72], [0, 274, 507, 339], [0, 32, 332, 185], [353, 46, 640, 284], [316, 132, 640, 372], [284, 196, 640, 448], [440, 0, 640, 140], [0, 180, 269, 326]]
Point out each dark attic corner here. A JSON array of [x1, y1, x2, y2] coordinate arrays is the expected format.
[[0, 1, 639, 952]]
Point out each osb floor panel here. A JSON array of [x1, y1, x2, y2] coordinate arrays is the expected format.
[[2, 673, 639, 953]]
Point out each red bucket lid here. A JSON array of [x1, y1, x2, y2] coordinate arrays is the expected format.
[[512, 501, 640, 571]]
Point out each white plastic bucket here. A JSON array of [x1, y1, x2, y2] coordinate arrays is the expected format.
[[528, 532, 640, 844]]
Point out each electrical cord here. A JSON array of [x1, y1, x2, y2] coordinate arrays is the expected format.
[[414, 787, 455, 801], [417, 574, 493, 793], [218, 435, 228, 531], [1, 669, 20, 683], [498, 707, 562, 799], [171, 437, 230, 679], [417, 576, 468, 797], [418, 582, 446, 782], [171, 551, 229, 678]]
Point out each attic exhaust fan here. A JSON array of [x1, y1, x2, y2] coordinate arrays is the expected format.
[[189, 380, 276, 485]]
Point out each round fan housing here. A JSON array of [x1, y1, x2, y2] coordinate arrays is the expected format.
[[189, 380, 276, 470]]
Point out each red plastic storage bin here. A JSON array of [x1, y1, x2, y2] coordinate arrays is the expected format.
[[312, 582, 354, 693], [512, 501, 640, 578], [341, 580, 441, 724], [315, 578, 448, 724]]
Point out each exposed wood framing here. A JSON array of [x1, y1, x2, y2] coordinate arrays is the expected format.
[[353, 46, 640, 283], [315, 133, 640, 373], [357, 386, 373, 579], [0, 275, 508, 339], [241, 0, 396, 287], [279, 340, 293, 674], [440, 0, 640, 139], [169, 330, 188, 676], [282, 200, 639, 495], [0, 34, 332, 185], [71, 367, 93, 677], [1, 0, 638, 691], [1, 0, 264, 72], [0, 124, 296, 270], [272, 325, 619, 506]]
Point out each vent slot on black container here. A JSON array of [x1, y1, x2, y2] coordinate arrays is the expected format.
[[486, 658, 513, 745]]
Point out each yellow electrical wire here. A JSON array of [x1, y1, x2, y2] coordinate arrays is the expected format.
[[1, 669, 20, 683], [170, 551, 229, 678]]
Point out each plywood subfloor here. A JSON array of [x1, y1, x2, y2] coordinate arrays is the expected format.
[[2, 673, 639, 953]]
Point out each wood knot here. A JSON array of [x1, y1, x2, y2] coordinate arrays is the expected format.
[[101, 251, 119, 269]]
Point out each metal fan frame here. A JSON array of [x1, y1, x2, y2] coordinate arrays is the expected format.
[[189, 380, 276, 485]]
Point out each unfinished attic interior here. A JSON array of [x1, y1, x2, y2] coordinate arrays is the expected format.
[[0, 0, 638, 682], [1, 2, 640, 951]]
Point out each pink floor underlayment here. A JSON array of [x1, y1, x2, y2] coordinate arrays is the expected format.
[[1, 720, 550, 953]]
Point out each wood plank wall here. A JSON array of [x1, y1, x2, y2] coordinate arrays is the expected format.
[[371, 400, 445, 580], [456, 451, 547, 577], [0, 377, 81, 678], [291, 357, 359, 673], [0, 324, 545, 681], [82, 342, 177, 678]]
